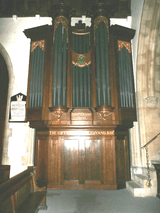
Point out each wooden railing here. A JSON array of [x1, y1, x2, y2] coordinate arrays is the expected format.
[[141, 132, 160, 149], [141, 132, 160, 187]]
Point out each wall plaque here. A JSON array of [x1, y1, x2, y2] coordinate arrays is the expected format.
[[10, 93, 26, 122]]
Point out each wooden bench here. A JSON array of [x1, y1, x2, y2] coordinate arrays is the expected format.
[[0, 165, 10, 184], [0, 166, 47, 213]]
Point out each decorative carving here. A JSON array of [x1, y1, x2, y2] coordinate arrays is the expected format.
[[30, 167, 46, 191], [52, 110, 64, 121], [94, 16, 109, 41], [97, 111, 112, 120], [145, 96, 159, 108], [95, 106, 114, 120], [31, 40, 45, 52], [72, 49, 92, 67], [118, 40, 131, 53], [53, 16, 69, 43], [49, 130, 114, 136], [72, 113, 92, 117], [72, 31, 90, 36], [49, 106, 69, 121]]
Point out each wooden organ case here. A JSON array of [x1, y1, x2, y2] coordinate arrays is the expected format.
[[24, 3, 136, 190]]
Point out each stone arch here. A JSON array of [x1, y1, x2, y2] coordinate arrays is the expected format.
[[136, 0, 160, 166], [0, 43, 15, 165]]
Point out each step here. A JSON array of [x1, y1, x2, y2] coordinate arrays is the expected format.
[[134, 174, 148, 187], [126, 180, 157, 197], [126, 180, 142, 196]]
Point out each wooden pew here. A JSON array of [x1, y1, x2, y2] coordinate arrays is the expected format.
[[0, 165, 10, 184], [0, 166, 47, 213]]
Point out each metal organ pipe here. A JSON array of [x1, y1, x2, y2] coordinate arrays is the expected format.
[[40, 50, 45, 107], [52, 22, 68, 107], [99, 22, 106, 105], [75, 31, 79, 107], [104, 25, 110, 106], [29, 45, 45, 108], [72, 34, 76, 107], [83, 34, 87, 107], [57, 23, 63, 106], [72, 21, 91, 108], [95, 29, 101, 106], [118, 46, 134, 108], [37, 47, 41, 107], [79, 34, 83, 107], [126, 51, 134, 107], [95, 20, 111, 107], [62, 28, 67, 106], [29, 50, 35, 107], [52, 27, 58, 106]]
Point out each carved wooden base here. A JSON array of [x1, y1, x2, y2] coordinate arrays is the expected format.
[[35, 128, 130, 190]]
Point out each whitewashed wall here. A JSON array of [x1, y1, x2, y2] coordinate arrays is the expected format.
[[0, 16, 52, 177]]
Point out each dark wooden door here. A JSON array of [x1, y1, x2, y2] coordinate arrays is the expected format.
[[62, 137, 102, 185]]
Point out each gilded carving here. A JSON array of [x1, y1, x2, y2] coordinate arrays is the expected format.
[[72, 49, 91, 68], [97, 111, 112, 120], [118, 40, 131, 53], [71, 113, 92, 117], [53, 16, 69, 43], [94, 16, 109, 41], [52, 111, 64, 121], [72, 31, 90, 35], [49, 130, 114, 136], [95, 106, 114, 121], [31, 40, 45, 52]]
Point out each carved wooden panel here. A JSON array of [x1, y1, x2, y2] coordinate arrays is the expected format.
[[124, 136, 130, 181], [85, 139, 101, 181], [35, 133, 129, 189], [115, 138, 126, 188], [48, 137, 61, 185], [103, 137, 116, 185], [61, 137, 102, 185], [35, 137, 48, 181], [63, 139, 79, 181]]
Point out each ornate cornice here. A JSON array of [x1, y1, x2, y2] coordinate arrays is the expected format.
[[53, 16, 69, 43], [118, 40, 131, 53], [31, 40, 45, 52]]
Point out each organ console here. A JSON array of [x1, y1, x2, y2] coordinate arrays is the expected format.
[[24, 2, 136, 190]]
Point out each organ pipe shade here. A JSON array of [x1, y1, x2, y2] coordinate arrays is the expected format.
[[95, 21, 111, 107], [118, 41, 134, 108], [29, 42, 45, 108], [72, 21, 91, 107], [52, 23, 68, 107]]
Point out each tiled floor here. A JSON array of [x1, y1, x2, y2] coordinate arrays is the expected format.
[[38, 189, 160, 213]]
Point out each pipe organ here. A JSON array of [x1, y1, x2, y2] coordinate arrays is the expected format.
[[24, 2, 136, 190]]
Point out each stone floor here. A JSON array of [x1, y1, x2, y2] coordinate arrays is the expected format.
[[38, 189, 160, 213]]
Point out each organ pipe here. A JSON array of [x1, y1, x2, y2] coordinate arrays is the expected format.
[[72, 21, 91, 107], [95, 20, 111, 107], [52, 21, 68, 107], [29, 44, 45, 108], [118, 44, 134, 108]]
